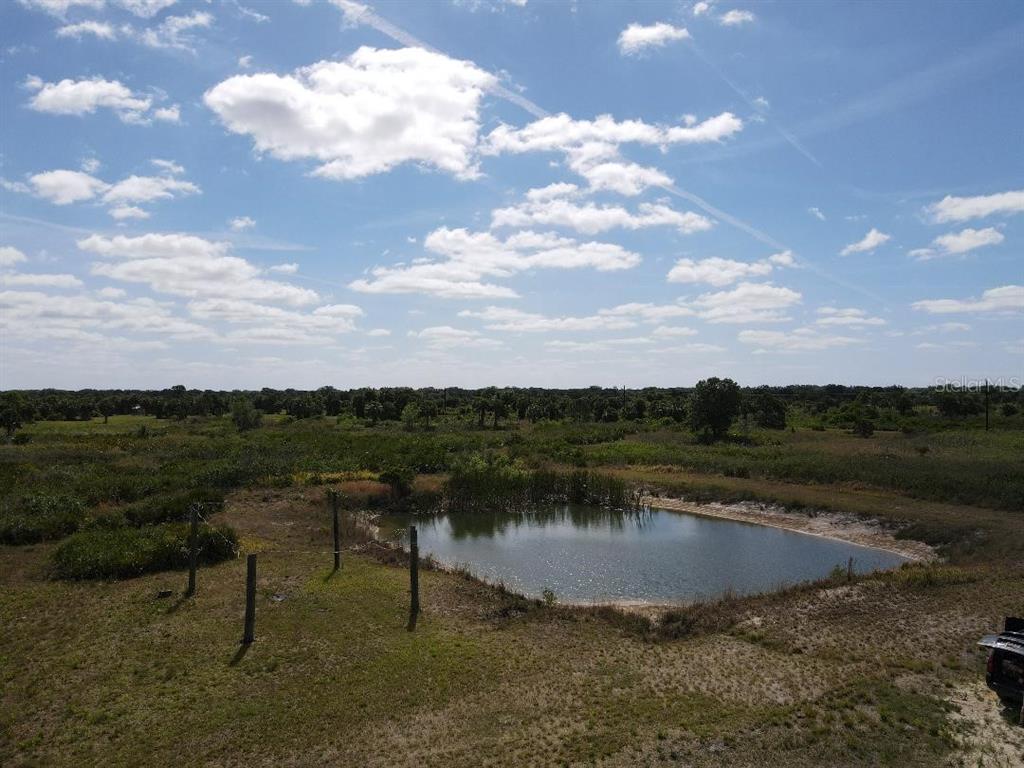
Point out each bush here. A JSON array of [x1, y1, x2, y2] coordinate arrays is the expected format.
[[121, 488, 226, 527], [0, 493, 88, 544], [379, 465, 415, 498], [231, 398, 262, 432], [53, 522, 237, 580]]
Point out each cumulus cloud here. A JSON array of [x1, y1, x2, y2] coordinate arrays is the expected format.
[[205, 46, 496, 181], [137, 11, 213, 51], [910, 227, 1004, 260], [78, 232, 318, 306], [598, 302, 696, 322], [692, 1, 712, 16], [690, 282, 801, 323], [618, 22, 690, 56], [912, 285, 1024, 315], [484, 111, 742, 193], [720, 9, 755, 25], [667, 256, 773, 287], [23, 75, 176, 124], [56, 20, 118, 39], [16, 0, 104, 16], [269, 263, 298, 274], [27, 169, 108, 204], [350, 227, 641, 299], [808, 206, 825, 221], [459, 306, 636, 333], [927, 189, 1024, 223], [815, 307, 886, 327], [409, 325, 501, 348], [229, 216, 256, 231], [0, 247, 28, 268], [839, 227, 890, 256], [738, 327, 860, 352], [19, 165, 198, 216], [492, 188, 712, 235], [1, 273, 83, 288]]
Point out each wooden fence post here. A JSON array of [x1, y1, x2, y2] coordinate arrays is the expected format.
[[242, 554, 257, 645], [847, 556, 854, 583], [407, 525, 420, 631], [331, 491, 341, 571], [186, 504, 199, 597]]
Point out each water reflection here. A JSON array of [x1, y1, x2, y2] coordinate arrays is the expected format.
[[388, 504, 908, 604]]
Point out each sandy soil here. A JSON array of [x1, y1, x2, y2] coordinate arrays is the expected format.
[[946, 680, 1024, 767], [645, 495, 937, 563]]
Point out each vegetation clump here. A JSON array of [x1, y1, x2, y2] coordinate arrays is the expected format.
[[0, 493, 87, 544], [52, 522, 237, 580]]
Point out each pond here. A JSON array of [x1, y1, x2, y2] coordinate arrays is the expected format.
[[389, 505, 908, 604]]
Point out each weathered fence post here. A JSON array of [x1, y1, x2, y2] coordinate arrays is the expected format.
[[407, 525, 420, 631], [242, 554, 257, 644], [330, 491, 341, 571], [847, 556, 854, 583], [186, 504, 199, 597]]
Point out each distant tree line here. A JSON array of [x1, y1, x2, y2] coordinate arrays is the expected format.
[[2, 382, 1020, 442]]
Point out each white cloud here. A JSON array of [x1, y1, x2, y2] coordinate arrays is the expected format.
[[839, 227, 890, 256], [96, 286, 126, 298], [230, 216, 257, 231], [350, 227, 640, 299], [153, 105, 180, 122], [720, 9, 755, 26], [81, 157, 101, 173], [459, 306, 635, 333], [116, 0, 179, 17], [912, 285, 1024, 315], [485, 111, 743, 156], [24, 76, 154, 123], [693, 1, 712, 16], [238, 54, 253, 68], [137, 11, 213, 51], [78, 232, 319, 306], [618, 22, 690, 56], [598, 302, 695, 322], [188, 298, 363, 338], [0, 247, 28, 268], [912, 227, 1005, 259], [927, 189, 1024, 223], [27, 169, 109, 204], [109, 205, 151, 220], [205, 46, 496, 181], [409, 326, 501, 348], [815, 307, 886, 327], [367, 328, 391, 337], [492, 191, 712, 235], [808, 206, 825, 221], [16, 0, 104, 16], [667, 256, 774, 287], [690, 282, 801, 323], [651, 325, 697, 337], [573, 161, 673, 196], [269, 263, 298, 274], [1, 273, 83, 288], [739, 327, 860, 352], [103, 174, 199, 205], [56, 20, 118, 39], [18, 165, 198, 216]]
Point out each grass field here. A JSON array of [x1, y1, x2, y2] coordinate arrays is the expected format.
[[2, 415, 1023, 766]]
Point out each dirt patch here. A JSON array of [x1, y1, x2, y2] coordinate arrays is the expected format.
[[946, 680, 1024, 767], [646, 495, 937, 562]]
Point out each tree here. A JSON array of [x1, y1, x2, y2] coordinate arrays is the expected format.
[[231, 398, 262, 432], [689, 377, 741, 441], [401, 402, 421, 430], [0, 392, 28, 441], [853, 419, 875, 438], [98, 397, 115, 424], [748, 388, 787, 430], [365, 401, 383, 424]]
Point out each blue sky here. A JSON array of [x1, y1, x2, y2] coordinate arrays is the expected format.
[[1, 0, 1022, 390]]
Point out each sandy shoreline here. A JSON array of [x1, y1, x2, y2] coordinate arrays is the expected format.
[[644, 495, 937, 563]]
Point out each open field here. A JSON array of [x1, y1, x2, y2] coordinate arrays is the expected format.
[[2, 414, 1023, 766]]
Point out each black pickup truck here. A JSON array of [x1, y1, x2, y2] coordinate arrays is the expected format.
[[979, 617, 1024, 712]]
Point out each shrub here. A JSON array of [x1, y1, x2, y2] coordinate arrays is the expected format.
[[853, 419, 875, 438], [231, 398, 262, 432], [0, 493, 88, 544], [121, 487, 225, 527], [53, 522, 237, 580], [379, 465, 414, 498]]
